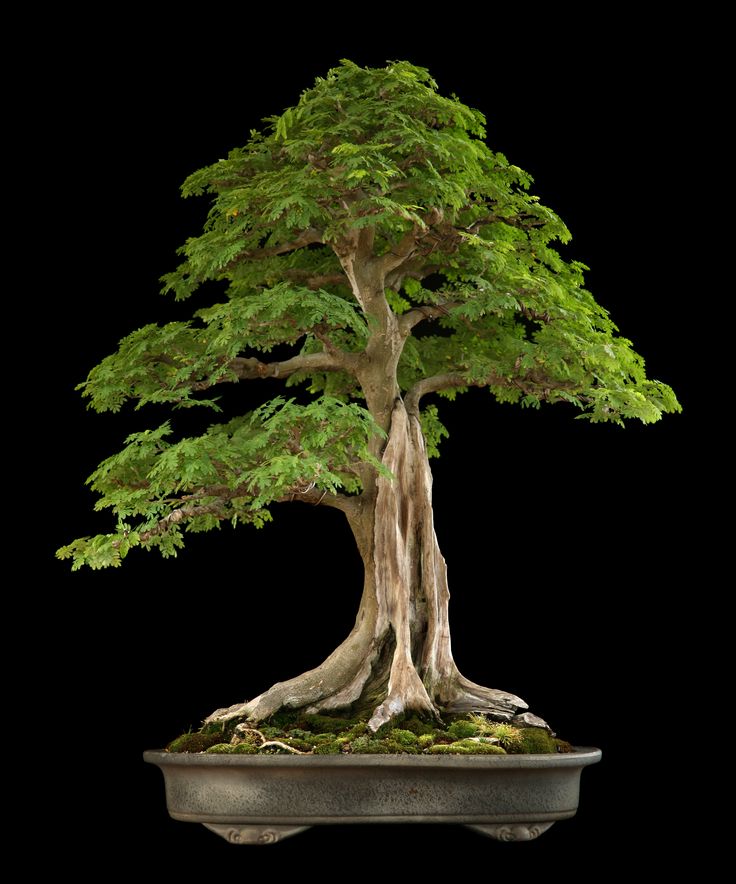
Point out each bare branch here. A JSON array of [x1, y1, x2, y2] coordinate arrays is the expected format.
[[405, 370, 577, 415]]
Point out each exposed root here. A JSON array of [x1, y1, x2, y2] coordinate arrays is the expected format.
[[367, 649, 438, 732], [232, 724, 312, 755], [205, 602, 384, 726], [206, 400, 535, 734], [259, 740, 311, 755], [441, 674, 528, 719], [205, 700, 251, 724]]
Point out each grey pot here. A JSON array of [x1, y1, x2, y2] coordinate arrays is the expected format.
[[144, 747, 601, 844]]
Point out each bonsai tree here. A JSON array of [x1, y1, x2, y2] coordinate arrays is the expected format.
[[58, 60, 679, 733]]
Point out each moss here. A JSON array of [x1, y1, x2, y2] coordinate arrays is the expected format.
[[265, 710, 301, 730], [200, 721, 230, 738], [347, 734, 413, 754], [298, 714, 358, 734], [390, 729, 419, 747], [343, 722, 368, 740], [349, 735, 373, 753], [370, 722, 394, 740], [427, 739, 506, 755], [300, 732, 337, 746], [371, 740, 414, 754], [257, 725, 283, 740], [168, 713, 570, 757], [234, 732, 261, 748], [508, 728, 557, 754], [453, 739, 506, 755], [427, 743, 470, 755], [166, 731, 226, 753], [205, 743, 235, 754], [401, 716, 437, 737], [279, 737, 313, 753], [313, 741, 342, 755], [286, 728, 313, 741], [447, 720, 481, 740], [486, 723, 522, 748]]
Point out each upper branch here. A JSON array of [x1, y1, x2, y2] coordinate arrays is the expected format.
[[224, 227, 324, 271]]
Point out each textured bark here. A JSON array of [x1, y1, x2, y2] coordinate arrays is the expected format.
[[206, 400, 527, 731], [205, 231, 529, 732]]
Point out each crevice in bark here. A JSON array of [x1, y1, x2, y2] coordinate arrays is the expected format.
[[206, 400, 530, 732]]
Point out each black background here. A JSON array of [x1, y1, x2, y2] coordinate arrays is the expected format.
[[40, 18, 706, 874]]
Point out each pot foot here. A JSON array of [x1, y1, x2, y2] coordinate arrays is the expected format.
[[467, 822, 555, 841], [203, 824, 311, 844]]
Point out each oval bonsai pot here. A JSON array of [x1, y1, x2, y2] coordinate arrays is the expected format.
[[144, 747, 601, 843]]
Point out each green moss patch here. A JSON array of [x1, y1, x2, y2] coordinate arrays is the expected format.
[[166, 715, 568, 756]]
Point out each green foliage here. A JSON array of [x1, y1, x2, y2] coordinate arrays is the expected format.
[[57, 397, 385, 570], [62, 59, 680, 570], [418, 405, 449, 458]]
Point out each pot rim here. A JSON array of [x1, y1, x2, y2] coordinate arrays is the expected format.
[[144, 746, 601, 769]]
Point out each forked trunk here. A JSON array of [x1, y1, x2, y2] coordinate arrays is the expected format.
[[207, 401, 529, 731]]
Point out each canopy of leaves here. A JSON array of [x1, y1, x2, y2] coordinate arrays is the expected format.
[[57, 397, 383, 570], [60, 59, 679, 569]]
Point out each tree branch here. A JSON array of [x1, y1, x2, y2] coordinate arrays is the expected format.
[[380, 209, 444, 276], [122, 481, 357, 548], [224, 227, 324, 270], [283, 270, 348, 290], [280, 486, 357, 514], [399, 301, 462, 335], [380, 225, 421, 274], [134, 503, 227, 544], [231, 351, 348, 380], [191, 351, 356, 392], [405, 370, 578, 415], [463, 213, 546, 234]]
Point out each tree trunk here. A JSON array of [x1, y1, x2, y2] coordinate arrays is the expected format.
[[206, 400, 529, 731]]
